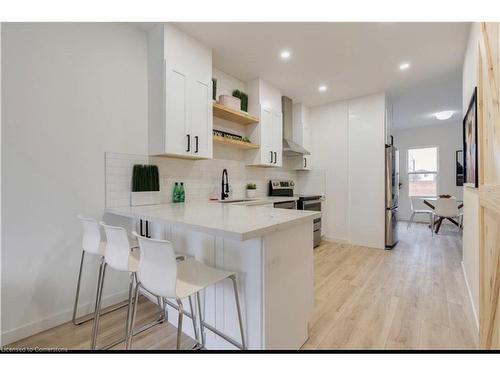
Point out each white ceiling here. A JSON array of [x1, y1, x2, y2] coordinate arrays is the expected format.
[[389, 68, 463, 130], [175, 22, 469, 113], [135, 22, 470, 130]]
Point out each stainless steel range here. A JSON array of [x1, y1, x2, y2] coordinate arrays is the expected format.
[[269, 179, 322, 248]]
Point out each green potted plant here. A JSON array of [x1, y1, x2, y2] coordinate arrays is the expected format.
[[232, 89, 248, 112], [131, 164, 160, 206], [246, 182, 257, 199]]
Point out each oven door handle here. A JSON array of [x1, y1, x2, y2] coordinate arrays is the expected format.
[[302, 200, 322, 205]]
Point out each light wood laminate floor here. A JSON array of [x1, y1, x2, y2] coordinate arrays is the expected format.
[[5, 222, 478, 350], [303, 222, 478, 350]]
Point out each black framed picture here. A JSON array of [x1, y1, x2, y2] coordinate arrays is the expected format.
[[456, 150, 464, 186], [463, 87, 478, 188]]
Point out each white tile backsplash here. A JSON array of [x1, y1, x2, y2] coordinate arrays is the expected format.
[[105, 148, 298, 207]]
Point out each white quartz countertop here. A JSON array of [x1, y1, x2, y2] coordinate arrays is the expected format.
[[106, 202, 320, 241]]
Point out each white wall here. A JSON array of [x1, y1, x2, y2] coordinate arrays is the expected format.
[[1, 25, 298, 344], [461, 22, 481, 329], [1, 23, 149, 344], [309, 92, 386, 249], [393, 122, 463, 221]]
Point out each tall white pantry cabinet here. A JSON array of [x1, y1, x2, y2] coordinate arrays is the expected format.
[[148, 24, 213, 159]]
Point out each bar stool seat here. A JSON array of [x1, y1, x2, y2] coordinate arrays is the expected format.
[[176, 258, 235, 299]]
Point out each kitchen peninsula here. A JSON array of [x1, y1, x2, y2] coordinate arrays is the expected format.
[[105, 202, 320, 350]]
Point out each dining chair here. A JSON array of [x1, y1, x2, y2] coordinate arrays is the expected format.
[[407, 197, 433, 229], [431, 197, 463, 236]]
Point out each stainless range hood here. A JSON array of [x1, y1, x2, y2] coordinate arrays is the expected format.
[[281, 96, 311, 156]]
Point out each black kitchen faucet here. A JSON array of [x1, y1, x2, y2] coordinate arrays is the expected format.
[[221, 169, 229, 200]]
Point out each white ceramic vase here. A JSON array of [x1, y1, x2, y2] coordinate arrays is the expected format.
[[246, 189, 256, 199]]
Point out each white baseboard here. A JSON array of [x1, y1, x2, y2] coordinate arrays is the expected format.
[[461, 261, 479, 332], [0, 289, 129, 346]]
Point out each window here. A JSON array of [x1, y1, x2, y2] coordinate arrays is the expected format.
[[407, 147, 438, 197]]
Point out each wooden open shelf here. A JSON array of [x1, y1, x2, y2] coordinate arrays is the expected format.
[[213, 102, 259, 125], [213, 135, 260, 150]]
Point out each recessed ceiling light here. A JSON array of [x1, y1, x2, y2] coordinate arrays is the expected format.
[[435, 110, 454, 120], [280, 50, 291, 60], [318, 85, 327, 92], [399, 62, 410, 71]]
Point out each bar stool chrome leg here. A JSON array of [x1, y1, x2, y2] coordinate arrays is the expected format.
[[176, 298, 184, 350], [126, 281, 141, 349], [162, 297, 168, 321], [124, 272, 135, 345], [72, 251, 129, 326], [196, 291, 206, 348], [156, 296, 165, 321], [188, 296, 199, 342], [90, 260, 107, 349], [229, 275, 247, 350], [72, 251, 86, 324]]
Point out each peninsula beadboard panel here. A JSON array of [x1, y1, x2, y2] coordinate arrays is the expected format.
[[478, 22, 500, 349]]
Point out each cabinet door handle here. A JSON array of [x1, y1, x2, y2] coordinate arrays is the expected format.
[[270, 151, 273, 164], [186, 134, 190, 152], [304, 158, 307, 168], [195, 135, 199, 153], [274, 151, 277, 164]]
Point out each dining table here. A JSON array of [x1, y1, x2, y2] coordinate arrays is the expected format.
[[421, 195, 463, 234]]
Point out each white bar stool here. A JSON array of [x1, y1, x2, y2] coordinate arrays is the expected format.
[[90, 222, 165, 350], [73, 216, 129, 325], [126, 233, 247, 350]]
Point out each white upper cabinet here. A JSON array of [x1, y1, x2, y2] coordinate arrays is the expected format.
[[290, 154, 312, 171], [148, 24, 212, 159], [292, 103, 311, 151], [245, 79, 283, 167], [272, 111, 283, 167], [291, 103, 312, 170]]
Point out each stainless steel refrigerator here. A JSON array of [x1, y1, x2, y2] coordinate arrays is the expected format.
[[385, 144, 399, 249]]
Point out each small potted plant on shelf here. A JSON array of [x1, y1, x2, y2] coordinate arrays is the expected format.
[[246, 183, 257, 198], [232, 89, 248, 112]]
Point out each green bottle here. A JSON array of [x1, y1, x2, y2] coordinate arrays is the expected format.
[[173, 182, 179, 203], [179, 182, 185, 202]]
